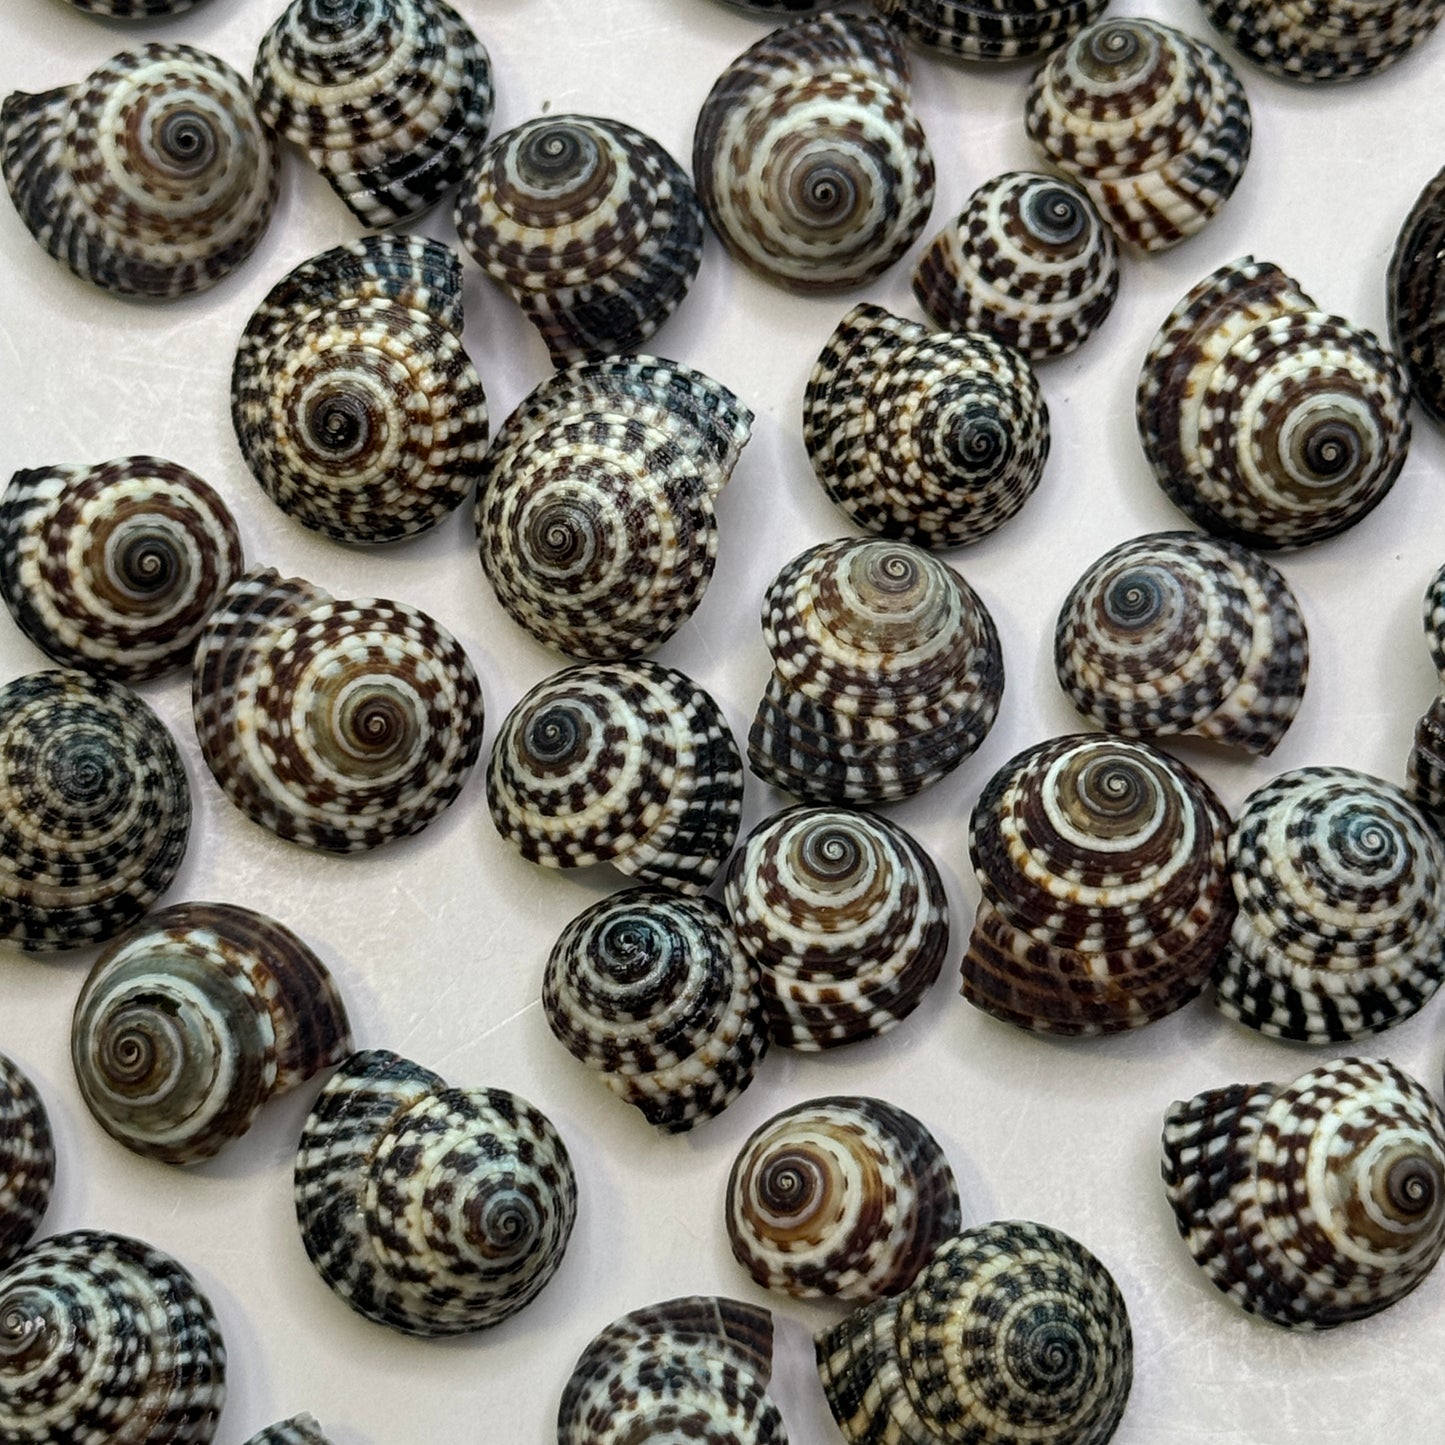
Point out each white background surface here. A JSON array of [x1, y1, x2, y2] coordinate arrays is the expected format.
[[2, 0, 1444, 1440]]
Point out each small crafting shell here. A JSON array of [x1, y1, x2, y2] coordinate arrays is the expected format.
[[1408, 695, 1445, 826], [1389, 163, 1445, 427], [693, 12, 935, 291], [1, 45, 278, 299], [61, 0, 205, 13], [1138, 257, 1412, 549], [294, 1049, 577, 1336], [72, 902, 352, 1165], [872, 0, 1110, 61], [476, 357, 752, 658], [1054, 531, 1308, 756], [192, 568, 483, 853], [0, 1056, 53, 1267], [749, 538, 1004, 804], [1162, 1056, 1445, 1328], [242, 1420, 330, 1445], [1025, 18, 1250, 252], [231, 235, 488, 545]]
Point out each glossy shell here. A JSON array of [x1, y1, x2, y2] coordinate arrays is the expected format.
[[804, 303, 1050, 549], [1138, 257, 1412, 549], [294, 1049, 577, 1336], [1163, 1057, 1445, 1329], [1389, 163, 1445, 426], [0, 1056, 53, 1267], [242, 1420, 330, 1445], [872, 0, 1110, 61], [231, 235, 488, 545], [1, 45, 278, 299]]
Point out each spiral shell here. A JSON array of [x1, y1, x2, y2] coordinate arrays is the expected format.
[[255, 0, 493, 228], [817, 1220, 1133, 1445], [61, 0, 204, 13], [1, 45, 278, 299], [872, 0, 1110, 61], [0, 1057, 53, 1268], [0, 1230, 226, 1444], [242, 1420, 330, 1445], [693, 12, 935, 292], [1054, 531, 1309, 756], [912, 171, 1119, 360], [749, 538, 1004, 804], [72, 902, 352, 1165], [488, 659, 744, 894], [1138, 257, 1412, 549], [295, 1049, 577, 1336], [1408, 695, 1445, 826], [192, 568, 483, 854], [721, 0, 828, 10], [1025, 18, 1250, 252], [1163, 1056, 1445, 1328], [476, 357, 752, 658], [232, 235, 488, 546], [1389, 163, 1445, 427]]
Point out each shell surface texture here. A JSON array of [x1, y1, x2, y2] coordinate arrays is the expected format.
[[1054, 530, 1309, 756], [723, 805, 950, 1049], [242, 1419, 331, 1445], [1, 44, 278, 299], [804, 303, 1050, 549], [1407, 562, 1445, 823], [231, 234, 488, 546], [61, 0, 205, 13], [1389, 162, 1445, 427], [693, 12, 935, 292], [191, 567, 483, 854], [294, 1048, 577, 1336], [1162, 1056, 1445, 1329], [871, 0, 1111, 61], [1025, 18, 1251, 252], [0, 1055, 53, 1268], [749, 537, 1004, 804], [255, 0, 494, 228], [476, 357, 752, 659], [72, 902, 353, 1166], [1138, 256, 1412, 549], [816, 1219, 1133, 1445]]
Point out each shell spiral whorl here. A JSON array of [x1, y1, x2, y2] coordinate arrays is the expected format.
[[0, 1057, 53, 1267], [871, 0, 1111, 61]]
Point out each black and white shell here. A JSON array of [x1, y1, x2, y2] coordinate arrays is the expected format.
[[1408, 562, 1445, 825], [1389, 162, 1445, 427], [871, 0, 1110, 61], [242, 1419, 331, 1445], [60, 0, 206, 13], [0, 1055, 53, 1267]]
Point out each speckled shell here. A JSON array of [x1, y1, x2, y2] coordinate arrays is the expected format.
[[749, 538, 1004, 804], [72, 902, 352, 1165], [0, 671, 190, 953], [231, 235, 488, 545], [476, 358, 752, 659], [61, 0, 205, 13], [192, 567, 483, 854], [912, 170, 1118, 360], [693, 12, 935, 292], [1139, 257, 1412, 549], [294, 1049, 577, 1336], [0, 1230, 226, 1444], [0, 1056, 53, 1267], [872, 0, 1110, 61], [242, 1418, 330, 1445], [1, 45, 278, 299], [487, 659, 744, 894], [544, 889, 767, 1132], [1389, 163, 1445, 427], [255, 0, 493, 228], [724, 806, 949, 1049], [1163, 1056, 1445, 1329], [817, 1220, 1133, 1445], [1054, 531, 1308, 756], [1408, 695, 1445, 826], [1025, 18, 1250, 252]]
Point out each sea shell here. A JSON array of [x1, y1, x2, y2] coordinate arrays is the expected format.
[[0, 1230, 226, 1444], [294, 1048, 577, 1336], [1407, 695, 1445, 826], [749, 538, 1004, 804], [872, 0, 1110, 61], [719, 0, 828, 10], [0, 671, 190, 953], [817, 1220, 1133, 1445], [1, 45, 278, 299], [192, 568, 483, 854], [1138, 257, 1412, 549], [231, 235, 488, 546], [723, 805, 949, 1048], [60, 0, 205, 13], [1054, 531, 1309, 756], [456, 114, 704, 365], [487, 659, 743, 894], [693, 12, 935, 292], [1162, 1056, 1445, 1328], [242, 1420, 330, 1445], [964, 733, 1235, 1035], [72, 902, 353, 1165], [476, 357, 752, 659], [559, 1296, 786, 1445], [912, 170, 1119, 360], [255, 0, 493, 228], [0, 1056, 53, 1268], [1025, 18, 1250, 252], [1389, 162, 1445, 427], [726, 1096, 960, 1302]]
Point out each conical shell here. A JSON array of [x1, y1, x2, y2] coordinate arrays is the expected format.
[[1389, 162, 1445, 427], [243, 1417, 330, 1445], [0, 1056, 53, 1267], [872, 0, 1110, 61]]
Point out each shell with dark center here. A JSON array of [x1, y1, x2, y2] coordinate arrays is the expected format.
[[871, 0, 1110, 61], [242, 1419, 331, 1445], [1389, 162, 1445, 427], [0, 1056, 53, 1267]]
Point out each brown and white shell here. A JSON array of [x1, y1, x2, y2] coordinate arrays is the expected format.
[[1389, 163, 1445, 427], [0, 1055, 53, 1267], [871, 0, 1111, 61]]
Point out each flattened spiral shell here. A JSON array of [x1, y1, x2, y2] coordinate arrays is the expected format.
[[1162, 1057, 1445, 1328], [243, 1419, 330, 1445], [1389, 163, 1445, 427], [872, 0, 1110, 61], [1, 45, 278, 299], [192, 568, 483, 853], [295, 1049, 577, 1336], [0, 1057, 53, 1267]]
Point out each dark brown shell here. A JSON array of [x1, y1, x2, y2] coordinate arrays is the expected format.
[[1389, 163, 1445, 427]]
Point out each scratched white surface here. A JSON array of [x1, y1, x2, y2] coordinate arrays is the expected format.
[[1, 0, 1443, 1440]]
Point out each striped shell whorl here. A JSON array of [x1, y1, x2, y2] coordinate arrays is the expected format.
[[0, 1056, 53, 1267]]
